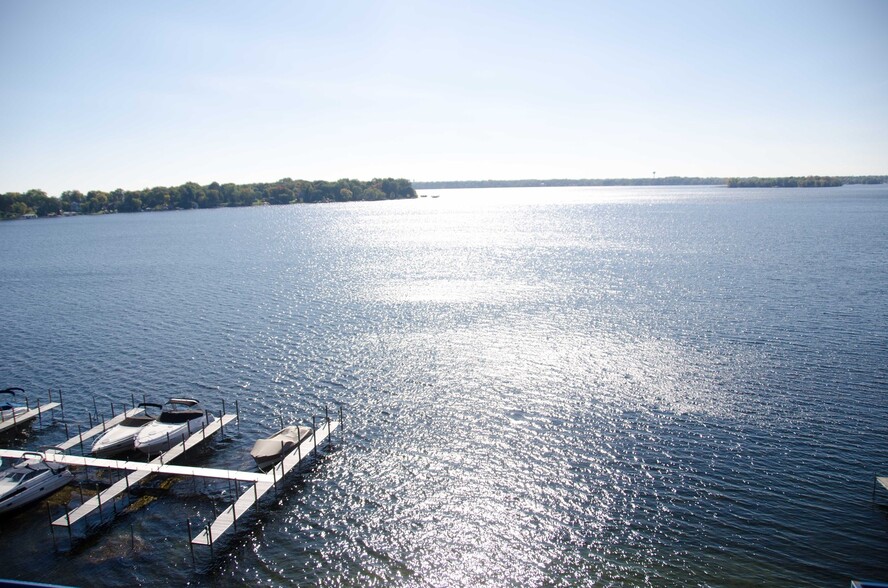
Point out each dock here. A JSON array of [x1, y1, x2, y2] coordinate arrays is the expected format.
[[0, 397, 342, 557], [56, 406, 145, 451], [190, 418, 339, 546], [50, 413, 236, 527], [0, 402, 60, 435]]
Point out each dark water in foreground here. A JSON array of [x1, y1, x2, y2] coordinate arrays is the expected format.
[[1, 185, 886, 586]]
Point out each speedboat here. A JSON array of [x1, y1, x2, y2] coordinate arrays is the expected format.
[[133, 398, 215, 455], [0, 387, 29, 423], [90, 403, 160, 457], [0, 451, 73, 515], [250, 426, 312, 471]]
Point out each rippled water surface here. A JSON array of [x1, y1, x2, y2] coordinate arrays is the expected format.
[[1, 185, 887, 586]]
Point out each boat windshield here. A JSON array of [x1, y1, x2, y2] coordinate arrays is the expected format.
[[158, 410, 203, 424], [0, 470, 26, 483]]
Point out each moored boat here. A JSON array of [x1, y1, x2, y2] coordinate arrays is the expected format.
[[90, 403, 161, 457], [250, 426, 312, 471], [133, 398, 216, 455], [0, 451, 73, 515], [0, 388, 29, 423]]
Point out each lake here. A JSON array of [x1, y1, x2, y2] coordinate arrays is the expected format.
[[1, 185, 887, 586]]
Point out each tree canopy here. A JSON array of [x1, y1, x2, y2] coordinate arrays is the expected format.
[[1, 177, 416, 219]]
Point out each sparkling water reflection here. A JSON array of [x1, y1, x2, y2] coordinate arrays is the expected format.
[[0, 185, 886, 586]]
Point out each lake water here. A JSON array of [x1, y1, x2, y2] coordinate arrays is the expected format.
[[1, 185, 887, 586]]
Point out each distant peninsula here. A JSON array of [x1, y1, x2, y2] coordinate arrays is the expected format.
[[0, 177, 416, 219], [413, 175, 887, 190]]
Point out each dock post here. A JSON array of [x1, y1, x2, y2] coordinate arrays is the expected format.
[[109, 402, 114, 418], [47, 504, 57, 551], [312, 416, 317, 457], [93, 396, 98, 421], [97, 484, 103, 519], [272, 467, 278, 495], [254, 483, 259, 514], [59, 389, 64, 413], [222, 399, 226, 417], [280, 415, 284, 430], [77, 424, 84, 456], [187, 519, 195, 565], [232, 501, 237, 533], [65, 504, 73, 544], [64, 421, 69, 440], [208, 524, 214, 556], [325, 405, 329, 427], [235, 399, 240, 431], [220, 410, 224, 437], [88, 412, 93, 430]]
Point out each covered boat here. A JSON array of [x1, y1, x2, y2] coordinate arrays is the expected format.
[[250, 426, 312, 471], [90, 403, 160, 457], [0, 451, 73, 515], [133, 398, 216, 455], [0, 387, 28, 423]]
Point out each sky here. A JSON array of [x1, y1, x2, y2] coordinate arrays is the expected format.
[[1, 0, 886, 195]]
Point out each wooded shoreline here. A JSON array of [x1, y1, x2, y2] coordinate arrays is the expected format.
[[1, 177, 416, 219], [413, 175, 886, 190]]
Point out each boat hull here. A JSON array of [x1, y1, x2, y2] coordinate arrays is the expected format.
[[134, 412, 215, 455], [0, 468, 73, 516], [250, 426, 312, 471]]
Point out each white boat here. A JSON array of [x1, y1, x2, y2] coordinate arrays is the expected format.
[[133, 398, 216, 455], [0, 387, 29, 423], [90, 403, 160, 457], [0, 451, 73, 515], [250, 426, 312, 471]]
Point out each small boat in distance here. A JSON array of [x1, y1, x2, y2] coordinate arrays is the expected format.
[[134, 398, 216, 455], [0, 450, 73, 515], [90, 403, 160, 457], [250, 426, 313, 471], [0, 388, 28, 423]]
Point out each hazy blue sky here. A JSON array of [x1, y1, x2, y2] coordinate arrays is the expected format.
[[1, 0, 886, 194]]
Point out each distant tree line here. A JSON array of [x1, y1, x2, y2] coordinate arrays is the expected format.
[[725, 176, 886, 188], [413, 177, 724, 189], [414, 176, 887, 190], [0, 177, 416, 219]]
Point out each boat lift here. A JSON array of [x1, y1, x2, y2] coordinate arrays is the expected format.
[[0, 400, 341, 555]]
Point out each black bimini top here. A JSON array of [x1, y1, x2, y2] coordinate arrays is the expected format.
[[158, 409, 204, 424]]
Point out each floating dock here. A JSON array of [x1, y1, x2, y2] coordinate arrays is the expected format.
[[0, 401, 60, 435], [1, 399, 342, 558]]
